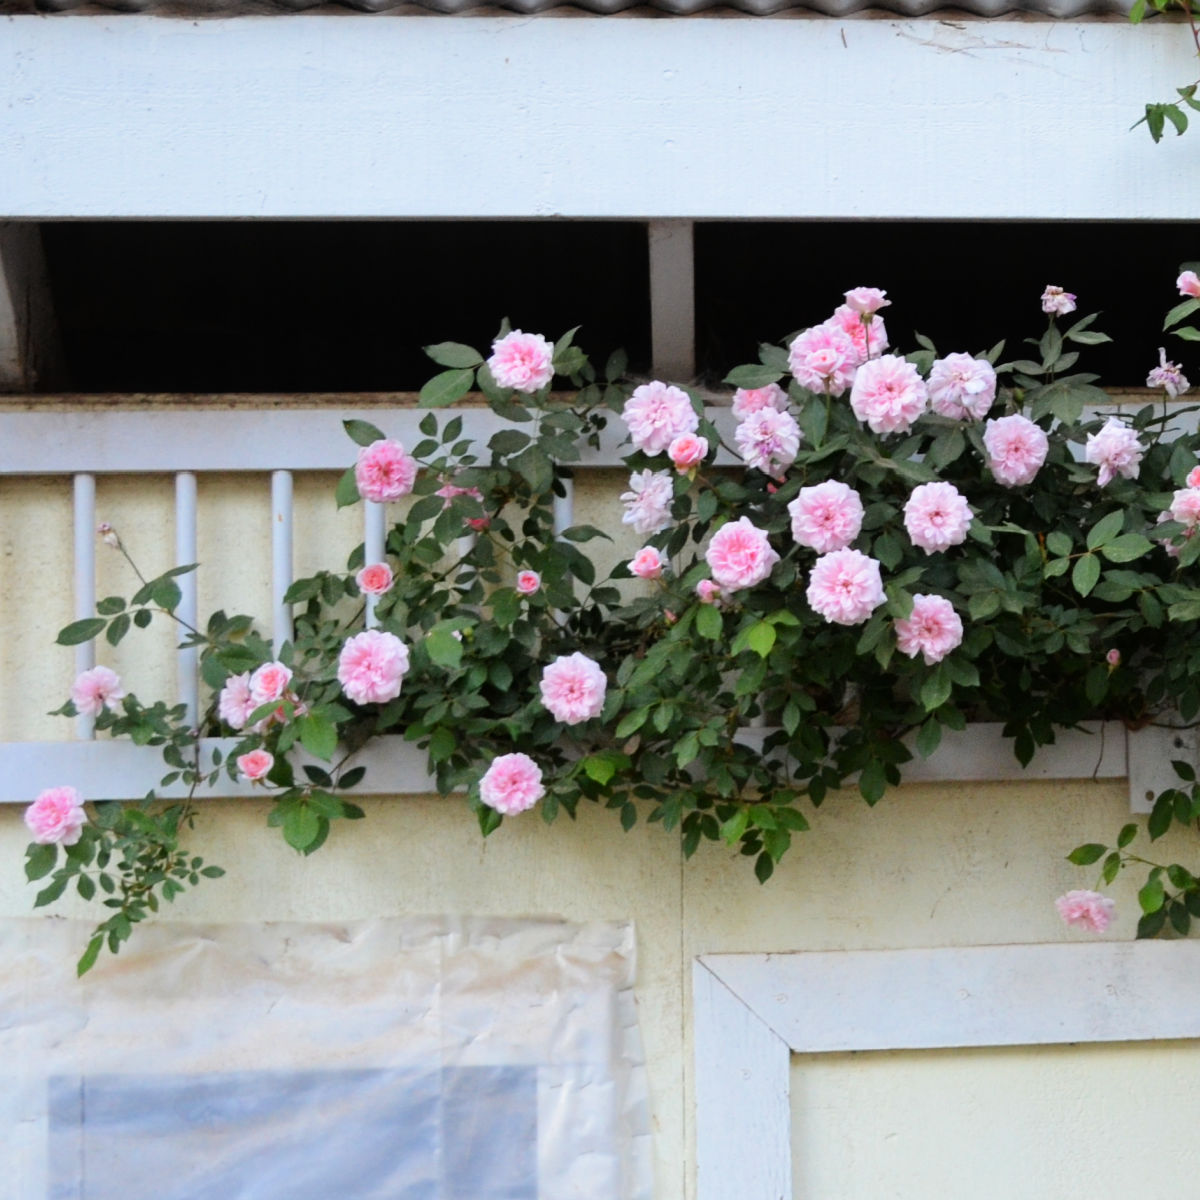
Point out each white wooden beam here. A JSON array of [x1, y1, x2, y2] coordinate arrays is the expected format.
[[0, 224, 63, 392], [648, 220, 695, 382]]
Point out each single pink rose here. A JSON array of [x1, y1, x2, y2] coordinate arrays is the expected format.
[[516, 570, 541, 595], [828, 303, 889, 363], [1188, 466, 1200, 489], [1085, 417, 1143, 487], [1147, 348, 1190, 399], [24, 785, 86, 846], [734, 408, 802, 477], [1041, 285, 1077, 316], [355, 439, 418, 503], [731, 383, 788, 420], [249, 661, 293, 707], [705, 517, 780, 592], [337, 630, 410, 706], [70, 666, 125, 718], [928, 353, 997, 421], [629, 546, 666, 580], [479, 752, 545, 815], [788, 323, 858, 396], [849, 355, 928, 435], [1055, 889, 1114, 933], [1106, 648, 1121, 667], [668, 433, 709, 471], [894, 593, 963, 665], [983, 414, 1049, 487], [487, 330, 554, 393], [236, 749, 275, 781], [788, 481, 864, 555], [1170, 487, 1200, 527], [696, 579, 721, 604], [806, 548, 886, 626], [903, 481, 973, 555], [356, 563, 395, 597], [218, 671, 255, 731], [620, 469, 674, 536], [539, 652, 607, 725], [622, 381, 699, 456], [843, 286, 891, 316], [1178, 270, 1200, 298]]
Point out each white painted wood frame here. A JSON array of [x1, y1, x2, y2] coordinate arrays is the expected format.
[[693, 941, 1200, 1200]]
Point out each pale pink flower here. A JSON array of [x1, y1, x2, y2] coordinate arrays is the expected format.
[[731, 383, 789, 420], [705, 517, 780, 592], [1147, 348, 1190, 399], [788, 480, 864, 554], [539, 652, 607, 725], [516, 570, 541, 595], [337, 630, 410, 706], [479, 752, 545, 815], [70, 666, 125, 717], [487, 330, 554, 393], [1106, 648, 1121, 667], [734, 408, 802, 477], [829, 304, 889, 363], [629, 546, 666, 580], [620, 469, 674, 536], [1178, 270, 1200, 298], [622, 381, 699, 456], [249, 661, 293, 707], [1187, 466, 1200, 488], [96, 522, 119, 549], [843, 286, 891, 316], [1157, 509, 1193, 559], [894, 593, 963, 665], [668, 433, 709, 472], [1055, 889, 1115, 933], [849, 355, 928, 435], [983, 414, 1049, 487], [1170, 487, 1200, 527], [696, 579, 721, 604], [903, 481, 973, 555], [1085, 417, 1144, 487], [24, 785, 86, 846], [788, 323, 859, 396], [928, 353, 997, 421], [1041, 285, 1077, 316], [356, 563, 395, 597], [236, 749, 274, 782], [355, 439, 418, 503], [218, 672, 255, 730], [806, 548, 886, 626]]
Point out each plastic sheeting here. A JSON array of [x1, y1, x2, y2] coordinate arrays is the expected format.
[[0, 916, 652, 1200]]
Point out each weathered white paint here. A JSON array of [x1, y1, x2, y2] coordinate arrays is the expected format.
[[649, 220, 695, 380], [271, 469, 294, 645], [0, 224, 61, 389], [71, 473, 96, 741], [0, 17, 1193, 220], [1127, 721, 1198, 813], [175, 471, 200, 726], [694, 941, 1200, 1200]]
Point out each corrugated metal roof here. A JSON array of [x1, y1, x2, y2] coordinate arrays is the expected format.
[[0, 0, 1133, 16]]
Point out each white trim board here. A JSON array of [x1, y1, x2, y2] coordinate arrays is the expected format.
[[693, 941, 1200, 1200], [0, 17, 1193, 220]]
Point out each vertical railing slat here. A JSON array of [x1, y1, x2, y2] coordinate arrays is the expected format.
[[175, 471, 199, 728], [363, 500, 386, 629], [271, 470, 294, 649], [553, 478, 575, 538], [72, 473, 97, 740]]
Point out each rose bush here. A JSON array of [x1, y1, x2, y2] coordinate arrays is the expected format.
[[23, 290, 1200, 971]]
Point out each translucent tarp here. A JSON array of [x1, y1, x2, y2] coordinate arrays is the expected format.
[[0, 916, 652, 1200]]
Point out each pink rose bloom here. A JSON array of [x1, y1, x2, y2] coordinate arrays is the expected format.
[[236, 749, 274, 781], [1147, 348, 1190, 399], [355, 439, 418, 503], [1106, 648, 1121, 667], [24, 785, 86, 846], [539, 652, 607, 725], [218, 671, 254, 730], [1170, 487, 1200, 527], [1188, 466, 1200, 488], [894, 593, 964, 665], [620, 469, 674, 536], [70, 666, 125, 717], [1055, 889, 1115, 933], [1041, 285, 1077, 316], [829, 304, 889, 363], [843, 286, 891, 316], [903, 481, 973, 555], [849, 355, 928, 435], [668, 433, 709, 472], [1158, 509, 1193, 559], [928, 353, 997, 421], [629, 546, 666, 580], [734, 408, 802, 477], [479, 752, 545, 816], [705, 517, 780, 592], [487, 330, 554, 393], [249, 661, 293, 707], [622, 381, 699, 456], [356, 563, 395, 597], [983, 414, 1049, 487], [516, 570, 541, 595], [696, 579, 721, 604], [96, 522, 119, 548], [788, 480, 864, 554], [787, 323, 859, 397], [337, 630, 410, 706], [1085, 417, 1143, 487], [731, 383, 789, 420], [1178, 270, 1200, 298], [806, 548, 886, 626]]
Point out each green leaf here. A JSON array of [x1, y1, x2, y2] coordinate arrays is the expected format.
[[489, 429, 531, 457], [282, 804, 321, 852], [105, 612, 131, 646], [1117, 822, 1138, 849], [423, 342, 483, 369], [915, 718, 942, 759], [1045, 531, 1073, 558], [859, 760, 887, 805], [152, 579, 182, 610], [25, 843, 57, 881], [746, 621, 776, 659], [425, 628, 464, 670], [1164, 298, 1200, 331], [1174, 326, 1200, 342], [696, 602, 722, 640], [615, 706, 651, 739], [96, 596, 126, 616], [1086, 509, 1125, 550], [510, 444, 554, 494], [56, 618, 106, 646], [723, 364, 783, 389], [297, 713, 338, 762], [1139, 875, 1166, 914], [1099, 534, 1153, 563], [1066, 843, 1107, 865], [419, 368, 475, 409], [581, 754, 618, 785], [76, 935, 104, 977], [428, 727, 456, 764], [919, 664, 952, 713], [34, 876, 68, 907], [1072, 553, 1100, 597], [335, 466, 360, 509], [343, 419, 387, 447]]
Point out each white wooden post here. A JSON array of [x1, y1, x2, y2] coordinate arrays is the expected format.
[[174, 471, 200, 727], [363, 500, 386, 629], [271, 470, 294, 650], [0, 224, 63, 392], [648, 219, 695, 382], [71, 473, 96, 740]]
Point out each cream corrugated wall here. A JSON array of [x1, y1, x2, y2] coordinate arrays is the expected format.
[[1, 465, 1198, 1200]]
